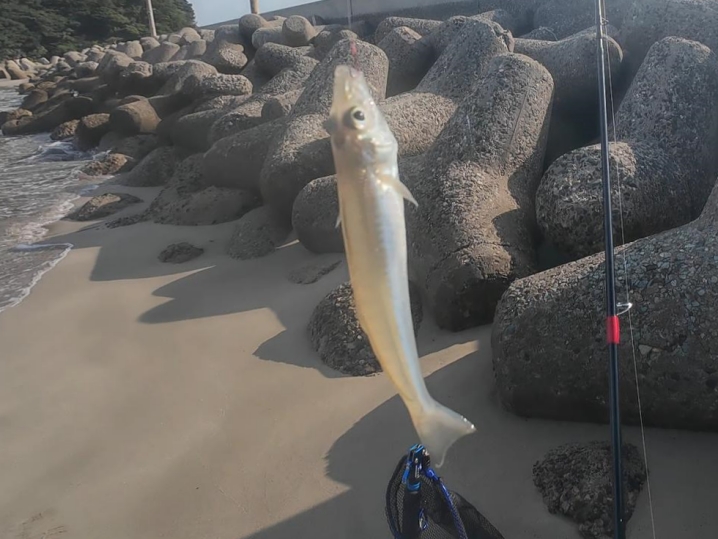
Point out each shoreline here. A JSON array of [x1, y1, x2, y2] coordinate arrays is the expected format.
[[0, 79, 28, 89], [0, 180, 717, 538]]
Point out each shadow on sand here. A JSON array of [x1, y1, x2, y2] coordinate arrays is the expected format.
[[238, 339, 591, 539]]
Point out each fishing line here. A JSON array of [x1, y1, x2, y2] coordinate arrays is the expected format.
[[603, 14, 658, 539]]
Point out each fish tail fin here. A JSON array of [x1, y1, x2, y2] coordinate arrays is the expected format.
[[413, 402, 476, 468]]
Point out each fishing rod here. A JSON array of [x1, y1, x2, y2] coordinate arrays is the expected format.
[[594, 0, 625, 538]]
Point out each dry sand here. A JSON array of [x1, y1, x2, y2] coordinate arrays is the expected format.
[[0, 79, 28, 89], [1, 183, 718, 539]]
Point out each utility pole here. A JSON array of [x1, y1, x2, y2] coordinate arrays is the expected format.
[[250, 0, 260, 14], [146, 0, 158, 38]]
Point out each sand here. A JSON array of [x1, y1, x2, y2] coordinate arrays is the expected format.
[[0, 79, 28, 89], [1, 183, 718, 539]]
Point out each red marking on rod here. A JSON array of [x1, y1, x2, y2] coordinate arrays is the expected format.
[[606, 316, 620, 345]]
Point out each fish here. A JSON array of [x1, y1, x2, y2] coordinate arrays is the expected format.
[[325, 64, 476, 467]]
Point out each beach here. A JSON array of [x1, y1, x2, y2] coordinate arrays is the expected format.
[[2, 2, 718, 537], [0, 180, 716, 539]]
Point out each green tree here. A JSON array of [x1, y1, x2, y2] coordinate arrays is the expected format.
[[0, 0, 196, 60]]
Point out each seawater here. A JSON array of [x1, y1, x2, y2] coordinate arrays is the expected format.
[[0, 86, 97, 314]]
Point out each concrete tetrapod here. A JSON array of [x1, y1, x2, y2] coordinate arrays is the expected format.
[[493, 175, 718, 431], [405, 53, 554, 331]]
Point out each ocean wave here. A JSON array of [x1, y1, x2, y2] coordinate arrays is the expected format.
[[0, 86, 94, 315]]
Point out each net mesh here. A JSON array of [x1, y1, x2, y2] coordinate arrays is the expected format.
[[385, 452, 505, 539]]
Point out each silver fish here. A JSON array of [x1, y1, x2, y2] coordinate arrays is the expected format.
[[325, 65, 476, 467]]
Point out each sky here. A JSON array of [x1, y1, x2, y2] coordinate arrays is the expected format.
[[189, 0, 312, 26]]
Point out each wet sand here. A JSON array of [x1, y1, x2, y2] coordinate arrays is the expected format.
[[1, 183, 717, 539]]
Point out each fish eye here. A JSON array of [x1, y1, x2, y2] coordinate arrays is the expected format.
[[343, 107, 367, 129]]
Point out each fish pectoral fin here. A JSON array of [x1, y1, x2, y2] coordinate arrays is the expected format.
[[392, 180, 419, 207], [335, 212, 342, 228]]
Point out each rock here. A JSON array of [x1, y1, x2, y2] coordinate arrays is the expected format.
[[119, 146, 180, 187], [204, 119, 283, 193], [520, 27, 558, 40], [19, 82, 37, 94], [254, 42, 308, 77], [65, 193, 142, 221], [226, 205, 291, 259], [179, 27, 202, 44], [51, 119, 79, 140], [194, 95, 250, 112], [74, 61, 99, 78], [308, 281, 423, 376], [382, 18, 513, 159], [288, 257, 342, 284], [5, 60, 28, 80], [260, 39, 389, 220], [109, 98, 161, 135], [282, 15, 317, 47], [374, 17, 442, 43], [2, 96, 93, 135], [378, 26, 433, 97], [261, 89, 301, 120], [514, 29, 623, 114], [185, 39, 207, 59], [292, 176, 343, 254], [73, 113, 111, 151], [158, 59, 218, 95], [258, 55, 318, 94], [143, 42, 181, 64], [199, 29, 215, 42], [533, 442, 646, 539], [17, 82, 33, 95], [214, 24, 247, 45], [239, 13, 268, 42], [182, 73, 253, 99], [170, 108, 226, 152], [311, 29, 358, 60], [110, 133, 159, 160], [20, 89, 48, 112], [620, 0, 718, 77], [117, 61, 157, 96], [97, 50, 133, 86], [148, 154, 261, 225], [0, 108, 30, 126], [154, 185, 259, 226], [85, 48, 105, 63], [61, 75, 104, 94], [19, 58, 36, 72], [123, 40, 144, 59], [155, 105, 192, 144], [252, 26, 287, 49], [536, 37, 718, 258], [206, 51, 315, 143], [493, 177, 718, 429], [474, 9, 519, 34], [167, 33, 183, 45], [80, 153, 135, 176], [207, 97, 269, 143], [0, 67, 11, 80], [239, 58, 270, 89], [158, 242, 204, 264], [141, 37, 161, 51], [406, 53, 554, 331], [202, 38, 248, 74], [63, 51, 86, 67]]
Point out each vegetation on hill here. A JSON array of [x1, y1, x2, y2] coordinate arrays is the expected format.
[[0, 0, 196, 60]]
